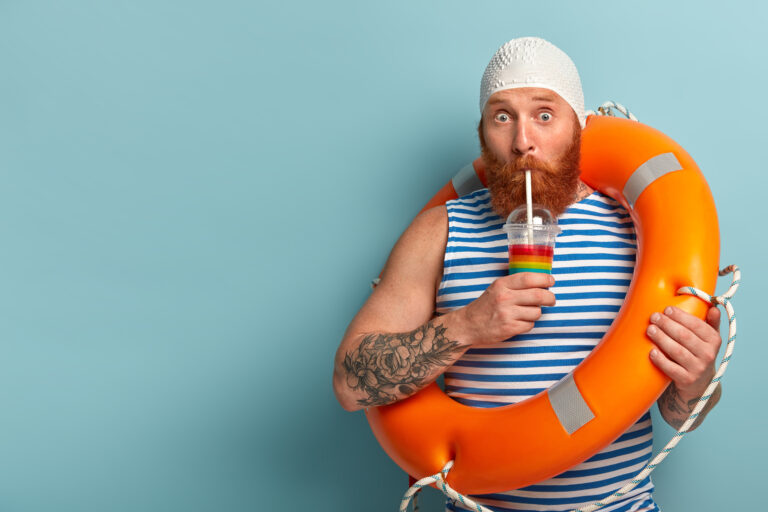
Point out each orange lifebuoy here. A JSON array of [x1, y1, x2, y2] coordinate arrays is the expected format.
[[365, 115, 720, 495]]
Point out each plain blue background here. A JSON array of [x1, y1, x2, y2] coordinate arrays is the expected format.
[[0, 0, 763, 510]]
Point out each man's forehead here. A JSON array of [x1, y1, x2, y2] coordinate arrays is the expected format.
[[487, 88, 564, 105]]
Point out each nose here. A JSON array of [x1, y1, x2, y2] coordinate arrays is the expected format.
[[512, 119, 535, 156]]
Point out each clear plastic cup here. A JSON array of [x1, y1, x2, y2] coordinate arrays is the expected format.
[[503, 205, 561, 275]]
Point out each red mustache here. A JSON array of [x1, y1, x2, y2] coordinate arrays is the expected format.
[[501, 154, 560, 176]]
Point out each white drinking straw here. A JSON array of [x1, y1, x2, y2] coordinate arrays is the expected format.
[[525, 170, 534, 244]]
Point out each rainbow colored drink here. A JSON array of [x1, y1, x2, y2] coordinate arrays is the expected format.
[[508, 244, 555, 274], [503, 205, 561, 276]]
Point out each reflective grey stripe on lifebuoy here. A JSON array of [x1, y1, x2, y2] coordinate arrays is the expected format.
[[451, 163, 484, 198], [623, 152, 683, 209], [547, 373, 595, 435]]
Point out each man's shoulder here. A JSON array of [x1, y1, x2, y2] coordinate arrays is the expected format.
[[411, 205, 448, 240]]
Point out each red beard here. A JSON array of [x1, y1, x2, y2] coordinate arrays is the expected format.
[[479, 123, 582, 219]]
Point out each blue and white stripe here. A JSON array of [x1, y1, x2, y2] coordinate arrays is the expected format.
[[437, 189, 658, 512]]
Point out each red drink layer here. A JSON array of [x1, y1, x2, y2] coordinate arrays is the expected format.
[[508, 244, 554, 257]]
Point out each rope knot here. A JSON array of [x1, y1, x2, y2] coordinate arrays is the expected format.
[[676, 265, 740, 307]]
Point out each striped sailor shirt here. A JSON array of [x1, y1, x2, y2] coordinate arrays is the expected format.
[[436, 188, 659, 512]]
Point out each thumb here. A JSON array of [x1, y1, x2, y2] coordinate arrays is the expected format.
[[705, 306, 721, 333]]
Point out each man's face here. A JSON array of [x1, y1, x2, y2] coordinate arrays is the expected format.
[[479, 87, 582, 219]]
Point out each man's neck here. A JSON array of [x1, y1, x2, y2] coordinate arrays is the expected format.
[[575, 180, 594, 202]]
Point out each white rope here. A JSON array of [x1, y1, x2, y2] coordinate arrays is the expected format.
[[585, 101, 638, 121], [399, 265, 740, 512], [400, 461, 495, 512]]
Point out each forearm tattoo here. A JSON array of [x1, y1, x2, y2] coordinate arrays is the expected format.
[[659, 383, 722, 431], [343, 321, 466, 407]]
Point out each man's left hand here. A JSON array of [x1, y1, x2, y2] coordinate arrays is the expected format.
[[647, 305, 722, 402]]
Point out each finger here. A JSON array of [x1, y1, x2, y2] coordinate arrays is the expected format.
[[662, 306, 720, 345], [512, 305, 543, 322], [649, 346, 688, 383], [646, 320, 698, 370], [706, 306, 721, 334], [650, 311, 710, 360], [501, 322, 535, 341], [513, 288, 556, 307], [503, 272, 555, 290]]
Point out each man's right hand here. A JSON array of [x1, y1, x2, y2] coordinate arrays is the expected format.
[[447, 273, 556, 347]]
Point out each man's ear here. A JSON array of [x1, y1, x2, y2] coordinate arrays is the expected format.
[[477, 116, 486, 147]]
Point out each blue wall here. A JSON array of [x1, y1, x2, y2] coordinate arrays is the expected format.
[[0, 1, 762, 510]]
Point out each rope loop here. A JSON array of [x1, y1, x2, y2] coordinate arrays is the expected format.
[[676, 265, 740, 307], [400, 461, 495, 512]]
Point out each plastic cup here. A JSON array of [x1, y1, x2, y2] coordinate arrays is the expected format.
[[503, 205, 561, 275]]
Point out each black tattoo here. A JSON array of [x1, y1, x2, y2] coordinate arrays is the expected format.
[[575, 181, 593, 201], [659, 383, 721, 431], [343, 321, 466, 407]]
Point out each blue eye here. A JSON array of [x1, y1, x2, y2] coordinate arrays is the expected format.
[[495, 113, 510, 122], [539, 112, 552, 122]]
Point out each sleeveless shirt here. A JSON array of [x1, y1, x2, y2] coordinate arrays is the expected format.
[[437, 189, 659, 512]]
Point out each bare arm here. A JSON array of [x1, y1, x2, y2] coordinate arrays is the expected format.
[[333, 206, 556, 411], [333, 206, 466, 411]]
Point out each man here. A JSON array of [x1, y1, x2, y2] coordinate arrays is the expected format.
[[333, 37, 722, 511]]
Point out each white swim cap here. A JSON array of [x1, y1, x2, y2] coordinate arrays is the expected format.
[[479, 37, 585, 128]]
